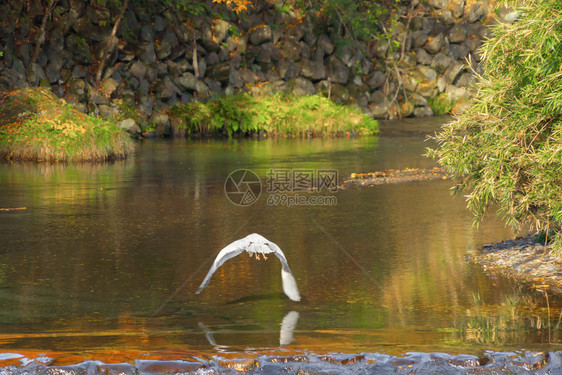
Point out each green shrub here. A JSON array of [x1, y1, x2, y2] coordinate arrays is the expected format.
[[0, 88, 135, 161], [428, 93, 454, 116], [168, 93, 379, 137], [427, 0, 562, 251]]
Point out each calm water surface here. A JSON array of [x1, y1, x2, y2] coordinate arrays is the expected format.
[[0, 116, 560, 364]]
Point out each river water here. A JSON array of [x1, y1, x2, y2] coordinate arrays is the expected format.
[[0, 116, 560, 365]]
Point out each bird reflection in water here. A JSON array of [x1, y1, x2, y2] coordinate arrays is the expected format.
[[198, 310, 300, 351]]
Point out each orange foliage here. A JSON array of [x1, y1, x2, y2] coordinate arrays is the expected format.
[[212, 0, 252, 13]]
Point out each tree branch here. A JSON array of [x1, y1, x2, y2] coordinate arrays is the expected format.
[[95, 0, 129, 84], [30, 0, 59, 67]]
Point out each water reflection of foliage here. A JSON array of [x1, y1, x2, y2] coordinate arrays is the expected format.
[[448, 292, 562, 346], [0, 160, 136, 206]]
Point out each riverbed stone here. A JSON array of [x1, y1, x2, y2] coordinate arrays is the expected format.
[[27, 63, 46, 86], [203, 78, 219, 93], [239, 68, 256, 85], [369, 98, 390, 119], [153, 77, 181, 101], [412, 105, 433, 117], [140, 42, 157, 65], [279, 38, 302, 61], [291, 77, 315, 96], [314, 80, 329, 96], [66, 78, 86, 101], [436, 75, 446, 93], [98, 104, 120, 118], [465, 2, 485, 23], [371, 40, 389, 58], [96, 363, 138, 375], [449, 43, 469, 61], [101, 77, 119, 98], [455, 71, 473, 87], [396, 101, 416, 118], [205, 51, 219, 66], [137, 95, 153, 117], [213, 19, 231, 44], [136, 360, 204, 374], [416, 78, 438, 98], [411, 30, 429, 49], [229, 69, 244, 88], [424, 34, 444, 54], [464, 36, 481, 52], [16, 42, 31, 68], [431, 52, 452, 74], [422, 17, 435, 34], [418, 65, 437, 80], [299, 59, 326, 81], [195, 80, 210, 95], [66, 34, 92, 64], [330, 83, 349, 104], [449, 23, 467, 43], [208, 62, 231, 83], [48, 28, 65, 53], [156, 39, 172, 60], [174, 59, 192, 75], [445, 84, 470, 102], [450, 0, 465, 18], [277, 59, 299, 80], [175, 72, 198, 91], [410, 92, 428, 107], [256, 42, 280, 63], [403, 69, 425, 92], [87, 86, 107, 105], [152, 112, 171, 136], [317, 33, 334, 55], [249, 25, 273, 45], [444, 62, 464, 83], [415, 48, 433, 65], [326, 55, 349, 85], [11, 58, 25, 78]]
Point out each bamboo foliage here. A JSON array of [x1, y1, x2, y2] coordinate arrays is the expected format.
[[428, 0, 562, 251]]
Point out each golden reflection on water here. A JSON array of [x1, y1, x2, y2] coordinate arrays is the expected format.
[[0, 118, 561, 362]]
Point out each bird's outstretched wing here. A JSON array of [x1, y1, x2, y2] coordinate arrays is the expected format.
[[269, 241, 301, 302], [196, 238, 248, 294]]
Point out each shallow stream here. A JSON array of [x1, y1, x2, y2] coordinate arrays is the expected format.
[[0, 116, 560, 367]]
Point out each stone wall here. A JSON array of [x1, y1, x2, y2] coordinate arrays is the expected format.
[[0, 0, 514, 136]]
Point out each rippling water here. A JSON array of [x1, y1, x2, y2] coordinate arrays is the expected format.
[[0, 116, 560, 364]]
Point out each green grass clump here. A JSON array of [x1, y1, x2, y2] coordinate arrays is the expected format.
[[428, 0, 562, 252], [0, 88, 135, 162], [168, 93, 379, 137], [428, 93, 455, 116]]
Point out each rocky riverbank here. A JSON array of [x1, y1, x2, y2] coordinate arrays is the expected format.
[[0, 350, 559, 374], [0, 0, 516, 137], [469, 235, 562, 296]]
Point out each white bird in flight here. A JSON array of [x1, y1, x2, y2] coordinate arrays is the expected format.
[[196, 233, 301, 301]]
